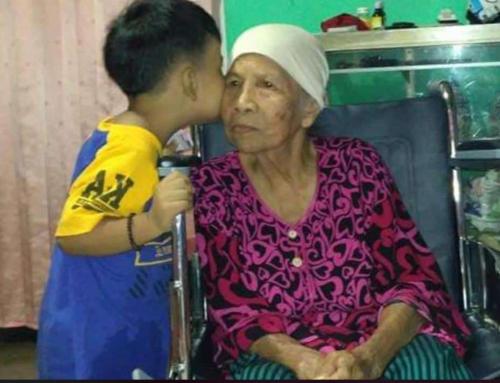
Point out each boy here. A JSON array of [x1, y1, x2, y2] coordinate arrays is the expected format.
[[37, 0, 224, 379]]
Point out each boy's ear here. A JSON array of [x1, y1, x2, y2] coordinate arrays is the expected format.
[[181, 65, 198, 102]]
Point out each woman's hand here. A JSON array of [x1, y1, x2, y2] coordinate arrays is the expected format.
[[293, 349, 327, 380], [312, 348, 383, 380], [249, 334, 329, 380]]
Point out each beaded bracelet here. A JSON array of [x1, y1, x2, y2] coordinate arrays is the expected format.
[[127, 213, 142, 251]]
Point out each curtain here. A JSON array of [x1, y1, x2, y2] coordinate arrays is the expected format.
[[0, 0, 218, 328], [0, 0, 130, 328]]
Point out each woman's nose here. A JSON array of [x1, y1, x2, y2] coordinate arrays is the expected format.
[[234, 85, 256, 113]]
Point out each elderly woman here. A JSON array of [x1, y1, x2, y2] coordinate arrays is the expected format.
[[191, 24, 472, 380]]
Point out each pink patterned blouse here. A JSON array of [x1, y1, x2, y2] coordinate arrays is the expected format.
[[192, 136, 470, 371]]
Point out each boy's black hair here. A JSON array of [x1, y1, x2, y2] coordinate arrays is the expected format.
[[104, 0, 220, 97]]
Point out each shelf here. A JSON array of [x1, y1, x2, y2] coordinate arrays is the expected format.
[[458, 139, 500, 151], [454, 149, 500, 160], [318, 24, 500, 52], [450, 158, 500, 169], [329, 61, 500, 74]]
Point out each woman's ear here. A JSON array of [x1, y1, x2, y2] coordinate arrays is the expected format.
[[181, 65, 198, 102], [301, 96, 321, 129]]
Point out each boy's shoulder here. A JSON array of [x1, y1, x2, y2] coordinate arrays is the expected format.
[[69, 119, 161, 183], [96, 117, 161, 155]]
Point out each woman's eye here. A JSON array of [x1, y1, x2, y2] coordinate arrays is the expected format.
[[263, 81, 275, 88], [226, 79, 239, 87]]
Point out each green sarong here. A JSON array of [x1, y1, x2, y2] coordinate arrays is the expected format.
[[229, 335, 472, 380]]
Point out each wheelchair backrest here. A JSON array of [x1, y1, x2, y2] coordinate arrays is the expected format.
[[199, 95, 461, 307]]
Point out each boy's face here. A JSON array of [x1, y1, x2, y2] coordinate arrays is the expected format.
[[196, 36, 224, 122]]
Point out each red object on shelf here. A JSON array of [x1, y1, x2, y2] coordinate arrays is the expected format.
[[321, 13, 370, 32]]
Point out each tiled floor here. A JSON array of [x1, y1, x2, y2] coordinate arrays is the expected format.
[[0, 342, 37, 379], [0, 328, 37, 380]]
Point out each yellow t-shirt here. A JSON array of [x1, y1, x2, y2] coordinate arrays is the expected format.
[[56, 119, 162, 237]]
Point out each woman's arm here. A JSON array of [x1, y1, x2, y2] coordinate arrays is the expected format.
[[351, 302, 425, 378], [361, 142, 470, 356], [314, 141, 467, 380]]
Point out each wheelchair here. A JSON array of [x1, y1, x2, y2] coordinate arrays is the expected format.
[[160, 81, 500, 380]]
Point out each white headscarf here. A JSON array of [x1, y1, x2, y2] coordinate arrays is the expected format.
[[230, 24, 329, 109]]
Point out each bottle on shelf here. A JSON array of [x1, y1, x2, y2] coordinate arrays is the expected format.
[[356, 7, 371, 29], [437, 8, 459, 25], [371, 0, 386, 30]]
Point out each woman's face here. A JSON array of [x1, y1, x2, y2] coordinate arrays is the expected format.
[[221, 53, 311, 154]]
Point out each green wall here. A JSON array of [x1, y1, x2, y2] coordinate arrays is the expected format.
[[223, 0, 472, 107], [223, 0, 469, 53]]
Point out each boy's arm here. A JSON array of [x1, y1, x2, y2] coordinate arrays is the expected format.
[[58, 171, 192, 256], [58, 213, 158, 256]]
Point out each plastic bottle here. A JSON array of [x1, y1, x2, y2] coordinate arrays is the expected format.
[[371, 0, 386, 30], [356, 7, 371, 28]]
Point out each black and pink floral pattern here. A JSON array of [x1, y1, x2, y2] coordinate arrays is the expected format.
[[192, 136, 470, 371]]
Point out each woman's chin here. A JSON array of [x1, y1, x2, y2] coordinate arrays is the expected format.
[[234, 142, 266, 154], [230, 135, 283, 155]]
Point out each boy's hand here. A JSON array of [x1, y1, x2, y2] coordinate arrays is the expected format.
[[147, 171, 193, 233]]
